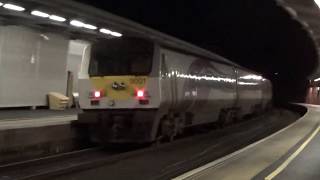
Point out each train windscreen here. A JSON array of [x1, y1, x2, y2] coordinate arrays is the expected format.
[[89, 38, 153, 76]]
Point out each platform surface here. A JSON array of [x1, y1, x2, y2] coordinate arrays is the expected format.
[[272, 130, 320, 180], [173, 104, 320, 180], [0, 108, 80, 129]]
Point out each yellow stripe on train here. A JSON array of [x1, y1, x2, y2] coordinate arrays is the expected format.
[[90, 76, 148, 100]]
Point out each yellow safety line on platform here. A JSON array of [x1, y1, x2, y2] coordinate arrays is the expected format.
[[265, 125, 320, 180]]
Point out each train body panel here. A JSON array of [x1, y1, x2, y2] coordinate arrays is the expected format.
[[78, 37, 272, 143], [236, 69, 267, 116], [158, 48, 237, 126]]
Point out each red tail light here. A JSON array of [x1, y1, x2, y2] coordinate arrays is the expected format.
[[137, 90, 144, 98], [94, 91, 101, 98], [135, 89, 149, 105]]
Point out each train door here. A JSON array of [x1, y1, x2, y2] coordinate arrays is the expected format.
[[159, 52, 176, 111]]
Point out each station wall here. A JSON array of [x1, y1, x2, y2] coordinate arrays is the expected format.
[[0, 26, 71, 107]]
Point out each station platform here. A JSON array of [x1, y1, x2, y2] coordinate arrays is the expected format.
[[173, 104, 320, 180], [0, 108, 79, 130], [0, 108, 88, 164]]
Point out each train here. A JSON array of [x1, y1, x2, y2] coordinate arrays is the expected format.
[[78, 37, 272, 143]]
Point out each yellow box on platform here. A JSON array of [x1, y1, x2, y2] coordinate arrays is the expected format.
[[48, 92, 69, 110]]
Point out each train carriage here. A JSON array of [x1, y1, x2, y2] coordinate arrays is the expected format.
[[78, 37, 272, 143]]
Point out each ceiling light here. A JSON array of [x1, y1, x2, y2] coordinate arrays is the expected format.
[[3, 3, 25, 11], [83, 24, 97, 30], [0, 2, 3, 6], [315, 0, 320, 8], [31, 10, 49, 18], [314, 78, 320, 82], [49, 15, 66, 22], [99, 28, 112, 34], [110, 31, 122, 37], [70, 20, 84, 27], [99, 28, 122, 37]]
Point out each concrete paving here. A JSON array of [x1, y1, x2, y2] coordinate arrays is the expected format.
[[0, 108, 80, 120], [174, 104, 320, 180], [0, 109, 79, 129], [273, 131, 320, 180], [0, 108, 87, 164]]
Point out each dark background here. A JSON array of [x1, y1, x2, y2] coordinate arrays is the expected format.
[[76, 0, 319, 104]]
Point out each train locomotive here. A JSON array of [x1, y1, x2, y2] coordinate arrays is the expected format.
[[78, 37, 272, 143]]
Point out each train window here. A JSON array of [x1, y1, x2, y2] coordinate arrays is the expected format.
[[89, 37, 153, 76]]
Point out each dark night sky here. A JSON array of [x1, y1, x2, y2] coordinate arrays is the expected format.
[[77, 0, 318, 103]]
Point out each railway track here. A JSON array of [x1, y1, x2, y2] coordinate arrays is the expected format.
[[0, 109, 301, 180], [0, 143, 157, 180], [0, 147, 110, 180]]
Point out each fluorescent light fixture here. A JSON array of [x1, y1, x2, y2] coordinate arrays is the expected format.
[[70, 20, 84, 27], [99, 28, 122, 37], [49, 15, 66, 22], [110, 31, 122, 37], [83, 24, 97, 30], [0, 2, 3, 6], [99, 28, 112, 34], [315, 0, 320, 8], [73, 92, 79, 98], [3, 3, 25, 11], [314, 78, 320, 82], [40, 34, 50, 40], [31, 10, 49, 18]]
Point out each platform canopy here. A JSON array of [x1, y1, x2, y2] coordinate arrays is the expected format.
[[1, 0, 320, 75], [0, 0, 239, 67]]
